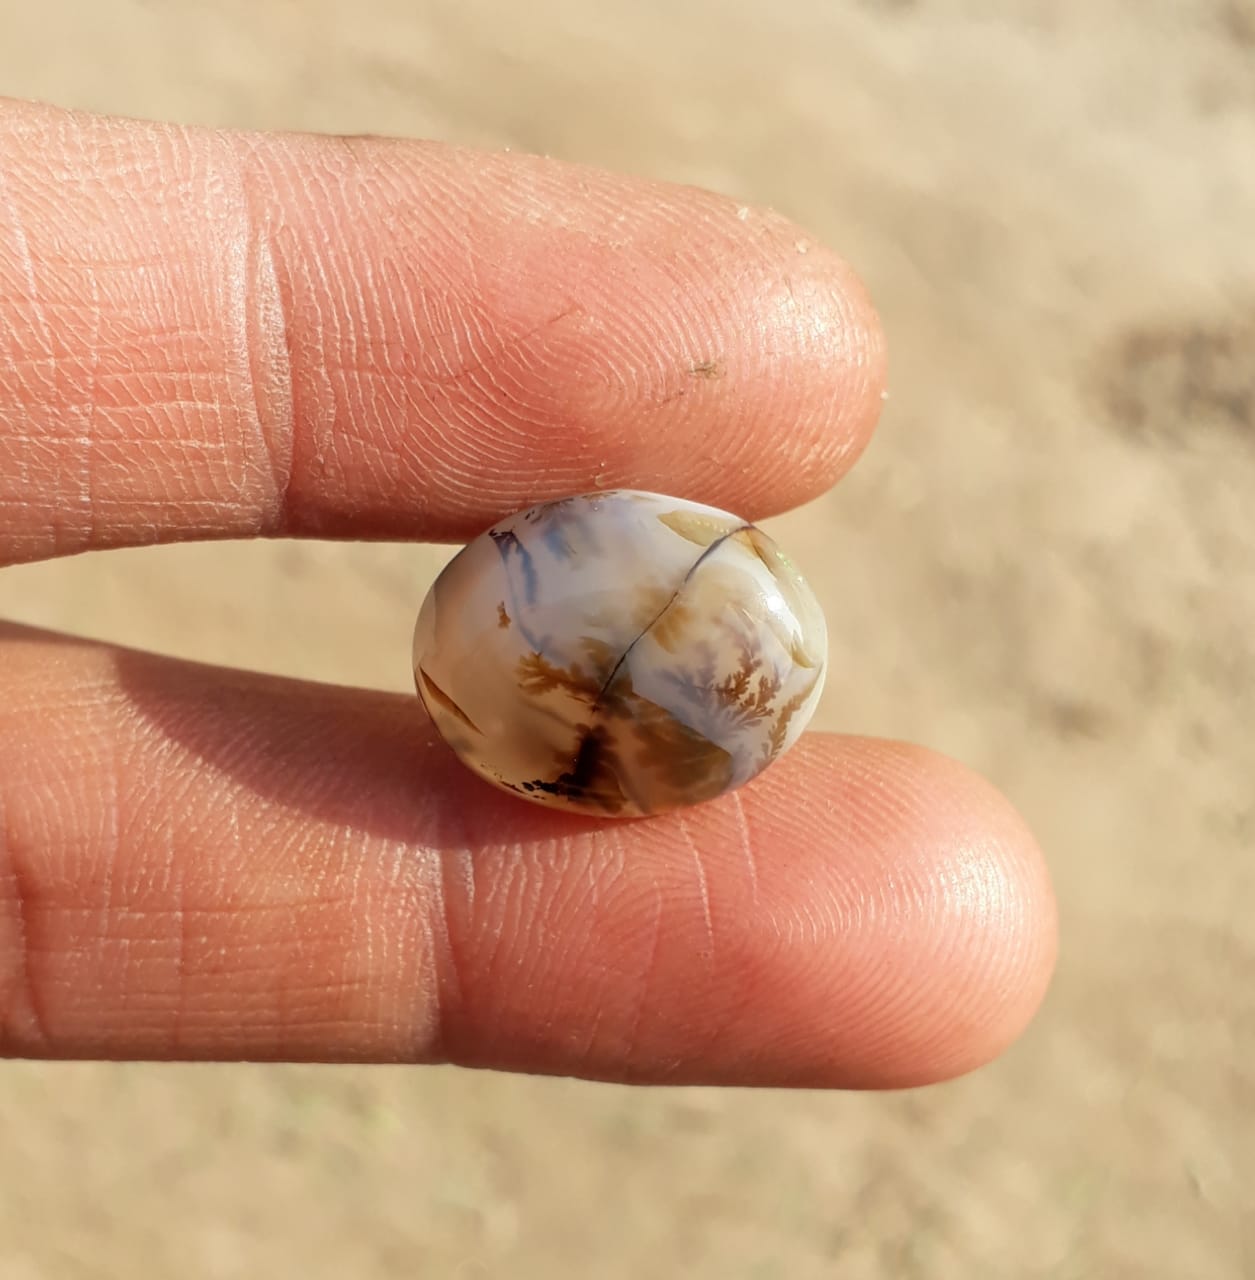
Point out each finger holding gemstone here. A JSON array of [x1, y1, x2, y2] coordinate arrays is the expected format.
[[413, 490, 828, 817]]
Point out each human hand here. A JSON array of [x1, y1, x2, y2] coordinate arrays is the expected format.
[[0, 99, 1055, 1086]]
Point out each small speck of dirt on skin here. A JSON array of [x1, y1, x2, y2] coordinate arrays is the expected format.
[[690, 360, 724, 379]]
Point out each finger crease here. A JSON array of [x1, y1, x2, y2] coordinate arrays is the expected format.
[[236, 147, 296, 535]]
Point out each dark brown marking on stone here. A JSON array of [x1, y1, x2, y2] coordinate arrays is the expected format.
[[765, 672, 821, 762], [418, 668, 483, 735], [516, 651, 602, 701], [711, 641, 780, 724], [567, 728, 608, 790], [523, 725, 630, 814]]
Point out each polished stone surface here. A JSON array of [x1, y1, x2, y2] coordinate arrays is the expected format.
[[413, 491, 826, 815]]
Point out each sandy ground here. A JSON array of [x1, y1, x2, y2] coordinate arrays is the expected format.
[[0, 1, 1248, 1276]]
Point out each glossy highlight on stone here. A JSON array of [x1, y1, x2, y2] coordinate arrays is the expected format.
[[413, 490, 828, 817]]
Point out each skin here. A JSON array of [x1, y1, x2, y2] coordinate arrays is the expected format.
[[0, 98, 1056, 1086]]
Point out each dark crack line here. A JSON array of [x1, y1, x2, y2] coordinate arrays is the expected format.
[[528, 520, 753, 805], [586, 523, 753, 720]]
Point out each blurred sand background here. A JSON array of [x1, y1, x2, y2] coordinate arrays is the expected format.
[[0, 1, 1248, 1276]]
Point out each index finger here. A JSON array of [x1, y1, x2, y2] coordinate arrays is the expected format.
[[0, 100, 886, 566]]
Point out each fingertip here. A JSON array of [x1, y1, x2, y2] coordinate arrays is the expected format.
[[749, 737, 1057, 1088], [871, 742, 1056, 1085], [707, 199, 889, 506], [518, 181, 891, 520], [254, 138, 889, 533], [575, 736, 1054, 1089]]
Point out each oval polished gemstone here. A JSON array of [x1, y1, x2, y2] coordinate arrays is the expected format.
[[413, 490, 827, 817]]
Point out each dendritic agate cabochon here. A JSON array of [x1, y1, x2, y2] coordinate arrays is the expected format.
[[413, 491, 827, 817]]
